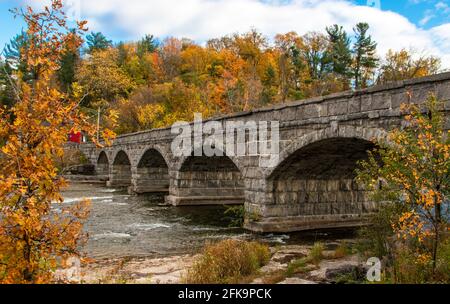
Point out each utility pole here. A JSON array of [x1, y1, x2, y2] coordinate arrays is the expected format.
[[97, 107, 101, 142]]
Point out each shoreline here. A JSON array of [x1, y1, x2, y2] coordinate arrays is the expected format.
[[79, 240, 367, 284]]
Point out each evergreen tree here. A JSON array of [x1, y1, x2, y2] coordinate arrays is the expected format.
[[0, 60, 12, 107], [86, 32, 112, 53], [3, 31, 31, 78], [57, 50, 78, 92], [137, 34, 158, 57], [1, 32, 30, 106], [352, 22, 378, 89], [326, 24, 352, 89], [57, 30, 81, 92]]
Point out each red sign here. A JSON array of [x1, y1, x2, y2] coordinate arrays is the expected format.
[[68, 131, 82, 144]]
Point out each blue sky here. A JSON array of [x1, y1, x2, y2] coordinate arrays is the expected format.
[[1, 0, 449, 67]]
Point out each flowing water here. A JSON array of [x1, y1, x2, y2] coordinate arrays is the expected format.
[[62, 182, 356, 259]]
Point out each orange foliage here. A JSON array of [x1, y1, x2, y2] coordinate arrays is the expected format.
[[0, 0, 115, 283]]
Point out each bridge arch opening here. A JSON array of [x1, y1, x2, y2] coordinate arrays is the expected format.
[[135, 149, 169, 193], [110, 150, 132, 187], [269, 137, 378, 218], [97, 151, 109, 177], [168, 154, 245, 206]]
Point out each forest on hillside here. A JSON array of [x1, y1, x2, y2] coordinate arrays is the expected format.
[[0, 23, 442, 134]]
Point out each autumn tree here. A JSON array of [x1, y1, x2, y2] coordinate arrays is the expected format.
[[353, 22, 378, 89], [357, 95, 449, 282], [274, 32, 306, 101], [377, 48, 441, 84], [76, 47, 135, 107], [0, 0, 115, 283]]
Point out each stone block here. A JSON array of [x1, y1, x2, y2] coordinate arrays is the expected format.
[[361, 95, 372, 112], [436, 82, 450, 102], [371, 93, 391, 110], [307, 180, 318, 192], [307, 192, 319, 204], [339, 180, 352, 191], [304, 104, 320, 118], [348, 96, 361, 113], [327, 180, 339, 192], [328, 100, 348, 116], [299, 192, 307, 204], [331, 203, 341, 215]]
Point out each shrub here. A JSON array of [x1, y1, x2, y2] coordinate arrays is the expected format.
[[184, 239, 270, 284], [286, 258, 309, 277], [223, 206, 245, 228], [356, 203, 406, 259], [334, 241, 352, 259], [309, 242, 325, 265]]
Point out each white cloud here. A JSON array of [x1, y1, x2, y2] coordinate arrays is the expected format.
[[25, 0, 450, 69], [419, 9, 435, 26], [435, 1, 450, 12]]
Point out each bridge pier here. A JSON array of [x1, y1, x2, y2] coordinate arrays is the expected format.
[[131, 169, 170, 194], [129, 148, 171, 194], [108, 150, 132, 188], [166, 155, 245, 206]]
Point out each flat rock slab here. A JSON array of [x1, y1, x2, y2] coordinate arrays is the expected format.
[[82, 255, 197, 284], [278, 278, 317, 284], [308, 255, 361, 282]]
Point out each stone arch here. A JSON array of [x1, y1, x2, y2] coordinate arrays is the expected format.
[[97, 151, 109, 176], [264, 126, 385, 221], [134, 148, 170, 193], [174, 152, 244, 174], [167, 152, 245, 206], [265, 126, 387, 179], [110, 150, 132, 187]]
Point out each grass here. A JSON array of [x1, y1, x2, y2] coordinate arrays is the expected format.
[[334, 241, 352, 259], [309, 242, 325, 265], [184, 239, 271, 284], [223, 205, 245, 227], [285, 242, 324, 277], [286, 258, 309, 276]]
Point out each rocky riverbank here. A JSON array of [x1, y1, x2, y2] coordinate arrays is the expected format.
[[79, 240, 369, 284]]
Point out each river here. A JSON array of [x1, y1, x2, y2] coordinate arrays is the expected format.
[[62, 182, 356, 260]]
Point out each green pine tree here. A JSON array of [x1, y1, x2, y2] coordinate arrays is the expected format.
[[137, 34, 158, 57], [326, 24, 352, 89], [352, 22, 379, 89], [86, 32, 112, 53]]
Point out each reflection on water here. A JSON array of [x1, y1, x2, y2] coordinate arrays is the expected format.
[[62, 183, 356, 259]]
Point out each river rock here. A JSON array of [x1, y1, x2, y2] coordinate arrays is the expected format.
[[278, 278, 317, 284], [308, 255, 361, 282]]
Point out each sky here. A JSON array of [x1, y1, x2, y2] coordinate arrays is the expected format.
[[0, 0, 449, 68]]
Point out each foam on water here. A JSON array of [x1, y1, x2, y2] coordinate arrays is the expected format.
[[264, 234, 290, 244], [191, 227, 223, 232], [63, 196, 114, 204], [92, 232, 132, 240], [109, 202, 129, 206], [100, 189, 122, 193], [127, 223, 172, 231]]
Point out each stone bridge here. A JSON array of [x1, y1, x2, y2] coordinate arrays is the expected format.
[[79, 73, 450, 233]]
